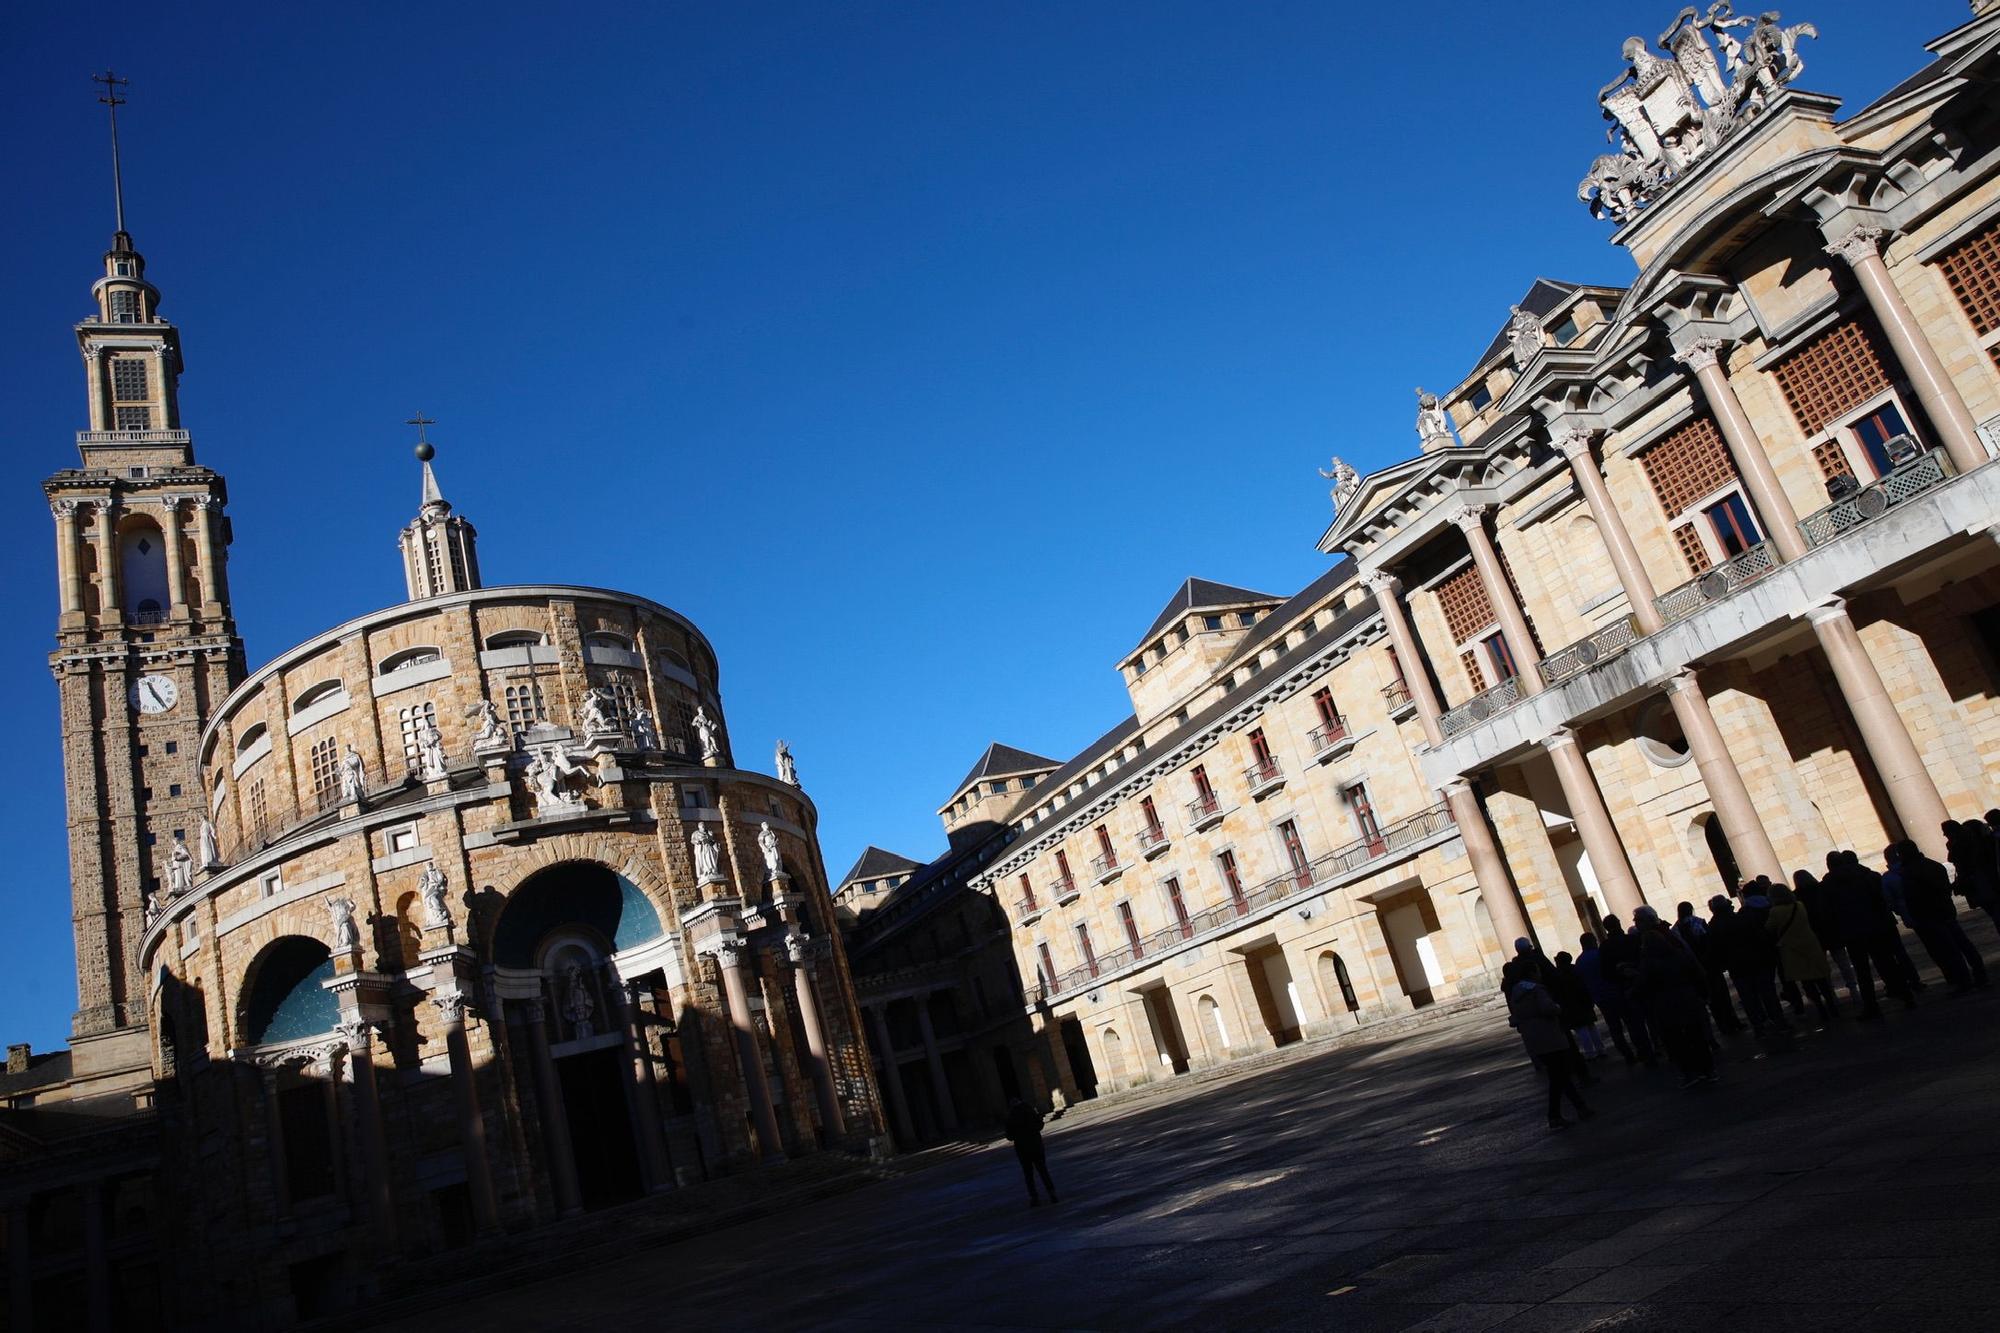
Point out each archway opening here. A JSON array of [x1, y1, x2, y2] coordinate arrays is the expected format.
[[118, 518, 170, 621], [1700, 813, 1741, 896], [242, 938, 337, 1046]]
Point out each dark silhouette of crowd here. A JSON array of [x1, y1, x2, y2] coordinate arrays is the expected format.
[[1501, 813, 2000, 1129]]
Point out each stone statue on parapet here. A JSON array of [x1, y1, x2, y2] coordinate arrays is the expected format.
[[1319, 456, 1361, 517], [1415, 387, 1451, 443]]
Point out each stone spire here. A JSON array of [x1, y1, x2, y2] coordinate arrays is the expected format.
[[398, 423, 481, 600]]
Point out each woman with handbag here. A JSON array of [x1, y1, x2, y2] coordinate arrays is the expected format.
[[1766, 882, 1837, 1023]]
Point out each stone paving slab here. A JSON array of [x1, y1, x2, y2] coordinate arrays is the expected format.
[[366, 928, 2000, 1332]]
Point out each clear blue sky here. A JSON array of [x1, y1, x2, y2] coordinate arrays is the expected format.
[[0, 1, 1960, 1051]]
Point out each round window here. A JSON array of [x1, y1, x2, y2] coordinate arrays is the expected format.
[[1635, 697, 1691, 768]]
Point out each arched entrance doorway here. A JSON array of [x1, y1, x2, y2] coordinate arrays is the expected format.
[[493, 862, 669, 1210], [1700, 813, 1741, 896]]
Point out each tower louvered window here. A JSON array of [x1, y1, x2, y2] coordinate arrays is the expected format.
[[114, 405, 152, 429], [111, 358, 148, 401], [1771, 319, 1892, 436], [110, 289, 139, 322]]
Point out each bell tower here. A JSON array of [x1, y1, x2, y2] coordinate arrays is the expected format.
[[44, 73, 246, 1083], [397, 421, 482, 600]]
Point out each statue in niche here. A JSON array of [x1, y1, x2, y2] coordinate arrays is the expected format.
[[1415, 387, 1451, 442], [691, 824, 724, 882], [339, 744, 367, 805], [468, 698, 508, 750], [693, 705, 720, 761], [561, 961, 596, 1040], [328, 896, 360, 952], [416, 716, 449, 781], [757, 821, 783, 881], [166, 835, 195, 897], [630, 707, 661, 751], [775, 739, 798, 786], [580, 687, 618, 736], [198, 817, 221, 869], [418, 863, 452, 931]]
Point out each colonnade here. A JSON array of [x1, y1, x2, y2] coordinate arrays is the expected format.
[[49, 491, 228, 624]]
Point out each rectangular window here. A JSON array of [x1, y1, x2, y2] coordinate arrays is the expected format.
[[1236, 611, 1257, 627], [309, 737, 340, 807], [1468, 384, 1492, 411], [398, 700, 438, 771], [1277, 819, 1309, 884], [1771, 318, 1892, 436], [261, 869, 284, 899], [1847, 401, 1918, 477], [1219, 849, 1246, 910], [114, 405, 152, 430], [1055, 849, 1072, 881], [1140, 795, 1163, 838], [1192, 765, 1215, 802], [1118, 901, 1143, 957], [1204, 615, 1224, 631], [1248, 728, 1272, 766], [503, 680, 546, 737], [1434, 562, 1497, 646], [248, 779, 268, 838], [1704, 492, 1762, 557], [1312, 687, 1339, 727], [1075, 923, 1098, 976], [111, 358, 149, 402], [1019, 873, 1037, 911], [1164, 876, 1192, 938], [1036, 942, 1056, 990], [679, 785, 708, 810], [1482, 630, 1518, 682], [168, 783, 182, 797], [1640, 415, 1738, 518], [109, 289, 139, 322], [1346, 783, 1385, 853]]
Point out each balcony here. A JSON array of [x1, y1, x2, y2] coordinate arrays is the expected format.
[[1186, 792, 1226, 832], [1017, 899, 1045, 927], [127, 607, 171, 627], [76, 429, 191, 446], [1051, 874, 1081, 906], [1137, 824, 1171, 859], [1090, 850, 1123, 884], [1538, 615, 1640, 688], [1654, 541, 1777, 625], [1038, 802, 1456, 1002], [1243, 757, 1286, 799], [1798, 452, 1952, 549], [1381, 679, 1417, 721], [1308, 716, 1358, 763], [1439, 675, 1520, 738]]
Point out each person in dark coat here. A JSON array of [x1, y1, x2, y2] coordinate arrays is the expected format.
[[1583, 923, 1656, 1063], [1824, 850, 1915, 1019], [1551, 950, 1603, 1059], [1675, 899, 1742, 1033], [1795, 869, 1857, 1000], [1944, 820, 2000, 934], [1895, 840, 1988, 993], [1575, 932, 1646, 1063], [1847, 850, 1923, 992], [1707, 895, 1783, 1032], [1631, 929, 1716, 1087], [1507, 977, 1592, 1129], [1003, 1098, 1059, 1207]]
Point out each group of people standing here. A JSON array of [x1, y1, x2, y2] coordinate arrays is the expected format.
[[1502, 813, 2000, 1129]]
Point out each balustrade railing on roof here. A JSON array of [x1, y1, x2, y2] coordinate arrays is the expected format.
[[1040, 801, 1454, 1000], [1538, 614, 1640, 687], [1798, 452, 1952, 549], [1653, 541, 1777, 625], [1438, 676, 1521, 738]]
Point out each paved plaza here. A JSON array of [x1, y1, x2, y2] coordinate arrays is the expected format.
[[371, 934, 2000, 1333]]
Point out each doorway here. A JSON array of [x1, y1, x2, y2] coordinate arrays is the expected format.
[[556, 1045, 642, 1209], [1243, 945, 1303, 1045], [1140, 986, 1190, 1074]]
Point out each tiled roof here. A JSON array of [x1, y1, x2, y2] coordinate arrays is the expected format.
[[1134, 577, 1282, 651], [1475, 278, 1584, 367], [950, 742, 1061, 798], [836, 845, 925, 889]]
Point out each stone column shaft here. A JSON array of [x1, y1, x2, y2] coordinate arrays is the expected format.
[[1558, 428, 1783, 882], [1367, 574, 1449, 747], [866, 1004, 917, 1142], [1828, 229, 1989, 473], [159, 499, 187, 615], [1682, 349, 1807, 562], [54, 505, 84, 616], [914, 998, 959, 1134], [715, 948, 785, 1162], [346, 1028, 398, 1244], [96, 502, 121, 622], [610, 984, 670, 1192], [523, 1002, 583, 1215], [192, 498, 226, 608], [788, 950, 845, 1138], [1454, 508, 1541, 693], [1809, 602, 1951, 860], [1544, 730, 1647, 917], [439, 1004, 501, 1232]]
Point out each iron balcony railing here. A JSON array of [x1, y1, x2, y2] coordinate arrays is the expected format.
[[1382, 680, 1416, 713], [1051, 874, 1080, 904], [1307, 717, 1351, 754], [1040, 802, 1455, 1000], [1538, 614, 1641, 687], [1017, 898, 1044, 925], [1137, 824, 1171, 856], [1798, 452, 1952, 549], [1186, 792, 1224, 827], [1089, 850, 1122, 882], [1654, 541, 1778, 625], [1243, 757, 1284, 795], [1439, 675, 1521, 738]]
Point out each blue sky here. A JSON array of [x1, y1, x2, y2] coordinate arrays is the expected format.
[[0, 1, 1961, 1050]]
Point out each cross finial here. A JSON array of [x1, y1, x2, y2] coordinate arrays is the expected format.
[[92, 70, 131, 236], [405, 412, 436, 444]]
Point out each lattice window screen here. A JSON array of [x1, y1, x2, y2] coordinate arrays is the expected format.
[[1938, 216, 2000, 337], [1459, 649, 1487, 694], [309, 738, 339, 805], [1436, 564, 1495, 644], [1672, 522, 1711, 577], [1771, 319, 1891, 436], [1641, 416, 1738, 516], [1812, 439, 1854, 482]]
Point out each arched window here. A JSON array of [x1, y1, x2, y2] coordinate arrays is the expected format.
[[1318, 951, 1360, 1015], [242, 938, 338, 1046], [1198, 993, 1230, 1053], [291, 679, 345, 713], [118, 521, 169, 622], [485, 630, 545, 649], [235, 722, 268, 756], [583, 631, 633, 652], [379, 646, 443, 674]]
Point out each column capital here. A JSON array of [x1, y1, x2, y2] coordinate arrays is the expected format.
[[336, 1019, 382, 1050], [518, 995, 547, 1024], [1361, 568, 1402, 597], [782, 932, 817, 967], [1446, 503, 1491, 535], [430, 989, 470, 1026], [1550, 424, 1595, 462], [190, 495, 224, 512], [1805, 598, 1849, 627], [1441, 777, 1475, 800], [1672, 336, 1727, 374], [1543, 726, 1579, 753], [1662, 669, 1703, 696], [50, 498, 84, 520], [706, 941, 746, 971], [1823, 226, 1886, 266]]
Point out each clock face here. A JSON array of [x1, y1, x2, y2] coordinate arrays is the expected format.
[[133, 674, 180, 715]]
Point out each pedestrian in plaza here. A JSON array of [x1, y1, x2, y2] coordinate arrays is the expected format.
[[1742, 878, 1806, 1017], [1674, 900, 1742, 1034], [1632, 928, 1716, 1088], [1944, 820, 2000, 933], [1864, 849, 1927, 993], [1707, 895, 1784, 1032], [1506, 973, 1592, 1129], [1795, 869, 1858, 1000], [1578, 928, 1655, 1064], [1003, 1098, 1059, 1208], [1823, 851, 1914, 1019], [1551, 950, 1604, 1059], [1895, 840, 1988, 994], [1766, 883, 1838, 1023]]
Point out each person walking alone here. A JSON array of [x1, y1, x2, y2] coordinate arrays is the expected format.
[[1507, 974, 1592, 1130], [1003, 1098, 1059, 1208]]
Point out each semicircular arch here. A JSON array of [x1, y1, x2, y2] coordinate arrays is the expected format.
[[489, 855, 669, 969], [240, 936, 338, 1047]]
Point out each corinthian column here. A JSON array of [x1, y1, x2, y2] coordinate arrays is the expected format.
[[1809, 600, 1950, 859], [433, 990, 501, 1233], [191, 496, 228, 609], [1553, 426, 1783, 882], [1450, 505, 1541, 693], [784, 933, 845, 1139], [337, 1020, 397, 1246], [1824, 226, 1988, 473], [1674, 338, 1806, 562], [158, 497, 187, 617], [520, 998, 582, 1215], [95, 501, 122, 622], [710, 943, 785, 1163], [52, 500, 85, 621]]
